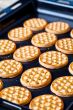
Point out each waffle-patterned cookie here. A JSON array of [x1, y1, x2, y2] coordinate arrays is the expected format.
[[8, 27, 33, 41], [45, 22, 70, 34], [29, 94, 64, 110], [0, 86, 32, 105], [69, 62, 73, 75], [23, 18, 47, 31], [51, 76, 73, 97], [55, 38, 73, 54], [0, 80, 3, 91], [70, 29, 73, 38], [31, 32, 57, 47], [39, 51, 68, 69], [13, 46, 41, 62], [0, 59, 23, 78], [0, 39, 16, 55], [20, 67, 52, 89]]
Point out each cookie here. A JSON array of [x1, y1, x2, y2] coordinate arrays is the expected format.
[[69, 62, 73, 75], [0, 59, 23, 78], [39, 51, 68, 69], [23, 18, 47, 31], [20, 67, 52, 89], [45, 22, 70, 34], [0, 86, 32, 105], [0, 39, 16, 55], [13, 46, 41, 62], [0, 80, 3, 91], [55, 38, 73, 54], [51, 76, 73, 97], [70, 29, 73, 38], [31, 32, 57, 48], [29, 94, 64, 110], [8, 27, 33, 42]]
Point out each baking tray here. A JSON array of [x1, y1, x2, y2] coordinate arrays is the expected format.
[[0, 0, 73, 110]]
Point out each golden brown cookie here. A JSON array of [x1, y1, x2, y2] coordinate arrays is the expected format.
[[23, 18, 47, 31], [0, 39, 16, 55], [39, 51, 68, 69], [29, 94, 64, 110], [0, 86, 32, 105], [8, 27, 33, 42], [70, 29, 73, 38], [31, 32, 57, 47], [20, 67, 52, 89], [0, 80, 3, 91], [0, 59, 23, 78], [69, 62, 73, 75], [13, 46, 41, 62], [55, 38, 73, 54], [51, 76, 73, 97], [45, 22, 70, 34]]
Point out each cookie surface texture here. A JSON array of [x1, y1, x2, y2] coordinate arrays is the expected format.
[[0, 86, 32, 105], [0, 59, 23, 78], [55, 38, 73, 54], [51, 76, 73, 97], [39, 51, 68, 69], [23, 18, 47, 31], [8, 27, 32, 41], [0, 39, 16, 55], [20, 67, 52, 89], [13, 46, 41, 62], [29, 94, 64, 110], [45, 22, 70, 34], [31, 32, 57, 47]]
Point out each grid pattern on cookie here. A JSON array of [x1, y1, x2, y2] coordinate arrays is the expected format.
[[0, 40, 16, 54], [21, 67, 51, 87], [46, 22, 69, 32], [32, 32, 57, 46], [51, 76, 73, 95], [39, 51, 68, 66], [56, 38, 73, 51], [0, 86, 31, 104], [30, 95, 63, 110], [24, 18, 47, 28], [0, 60, 22, 75], [9, 27, 32, 39], [14, 46, 40, 59]]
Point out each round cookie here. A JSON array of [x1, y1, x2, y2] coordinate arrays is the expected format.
[[0, 39, 16, 55], [29, 94, 64, 110], [70, 29, 73, 38], [45, 22, 70, 34], [0, 59, 23, 78], [39, 51, 68, 69], [0, 86, 32, 105], [23, 18, 47, 31], [8, 27, 33, 42], [13, 46, 41, 62], [20, 67, 52, 89], [31, 32, 57, 48], [51, 76, 73, 97], [55, 38, 73, 54], [69, 62, 73, 75], [0, 80, 3, 91]]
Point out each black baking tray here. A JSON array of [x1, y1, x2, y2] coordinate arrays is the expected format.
[[0, 0, 73, 110]]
